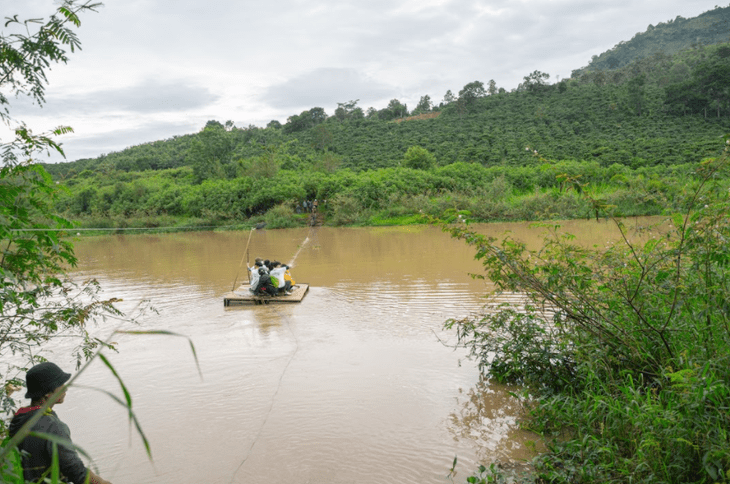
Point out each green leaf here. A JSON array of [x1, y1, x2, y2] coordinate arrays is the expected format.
[[671, 212, 684, 230]]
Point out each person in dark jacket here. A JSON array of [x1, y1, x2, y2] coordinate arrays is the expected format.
[[253, 267, 277, 296], [9, 362, 113, 484]]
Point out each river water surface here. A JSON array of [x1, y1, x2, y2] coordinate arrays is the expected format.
[[50, 220, 655, 483]]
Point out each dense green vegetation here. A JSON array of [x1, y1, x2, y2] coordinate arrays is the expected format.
[[574, 4, 730, 74], [445, 138, 730, 483], [44, 40, 730, 231]]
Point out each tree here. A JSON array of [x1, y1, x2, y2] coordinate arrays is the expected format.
[[187, 123, 232, 183], [692, 54, 730, 117], [387, 99, 408, 118], [593, 70, 607, 86], [0, 0, 126, 436], [442, 90, 456, 105], [246, 144, 281, 179], [442, 141, 730, 483], [283, 113, 307, 133], [669, 62, 690, 83], [334, 106, 347, 121], [487, 79, 498, 96], [454, 97, 468, 119], [606, 56, 620, 69], [378, 99, 408, 120], [313, 151, 342, 173], [412, 95, 432, 115], [204, 120, 224, 130], [308, 107, 328, 125], [403, 145, 436, 170], [458, 81, 486, 106], [334, 99, 360, 121], [665, 51, 730, 118], [522, 70, 551, 92], [283, 107, 327, 133]]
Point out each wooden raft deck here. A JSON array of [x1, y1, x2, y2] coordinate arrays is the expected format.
[[223, 284, 309, 306]]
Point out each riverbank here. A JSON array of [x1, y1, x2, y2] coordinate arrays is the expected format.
[[54, 155, 729, 237], [63, 181, 684, 236]]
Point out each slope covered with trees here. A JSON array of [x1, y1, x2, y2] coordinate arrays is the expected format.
[[42, 27, 730, 230], [573, 4, 730, 74]]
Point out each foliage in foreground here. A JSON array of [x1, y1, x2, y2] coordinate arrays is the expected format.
[[443, 137, 730, 483], [0, 3, 202, 483], [0, 0, 122, 428]]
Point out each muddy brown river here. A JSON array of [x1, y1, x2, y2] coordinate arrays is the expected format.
[[48, 219, 657, 483]]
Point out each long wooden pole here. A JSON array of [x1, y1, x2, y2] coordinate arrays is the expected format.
[[231, 228, 255, 291]]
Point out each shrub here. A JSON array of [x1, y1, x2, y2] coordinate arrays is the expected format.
[[442, 140, 730, 483], [263, 202, 302, 229], [403, 145, 436, 170], [328, 193, 370, 226]]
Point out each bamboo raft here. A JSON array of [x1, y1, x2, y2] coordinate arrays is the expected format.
[[223, 284, 309, 306]]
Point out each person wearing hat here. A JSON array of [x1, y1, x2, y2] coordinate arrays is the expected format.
[[253, 267, 277, 296], [9, 362, 113, 484]]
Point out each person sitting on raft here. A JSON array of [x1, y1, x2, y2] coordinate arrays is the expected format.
[[283, 265, 295, 293], [268, 261, 296, 295], [253, 267, 277, 296], [248, 258, 267, 293], [268, 261, 284, 294]]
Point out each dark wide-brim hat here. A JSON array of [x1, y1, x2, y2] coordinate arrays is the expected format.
[[25, 362, 71, 399]]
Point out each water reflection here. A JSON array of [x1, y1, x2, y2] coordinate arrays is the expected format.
[[449, 379, 542, 462]]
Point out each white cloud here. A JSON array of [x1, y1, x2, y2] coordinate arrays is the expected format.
[[14, 79, 218, 116], [264, 68, 394, 112]]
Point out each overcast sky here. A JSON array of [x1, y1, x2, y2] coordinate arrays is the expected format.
[[2, 0, 726, 163]]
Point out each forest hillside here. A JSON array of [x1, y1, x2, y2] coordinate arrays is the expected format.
[[573, 4, 730, 75], [42, 9, 730, 230]]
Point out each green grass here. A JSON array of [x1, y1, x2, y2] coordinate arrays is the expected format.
[[369, 213, 425, 226]]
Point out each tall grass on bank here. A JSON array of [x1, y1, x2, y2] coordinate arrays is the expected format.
[[442, 138, 730, 483]]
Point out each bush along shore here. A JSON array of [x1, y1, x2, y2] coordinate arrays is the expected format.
[[443, 136, 730, 483], [54, 157, 729, 233]]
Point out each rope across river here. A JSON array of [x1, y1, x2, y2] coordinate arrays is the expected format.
[[228, 301, 301, 482], [227, 224, 318, 481]]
